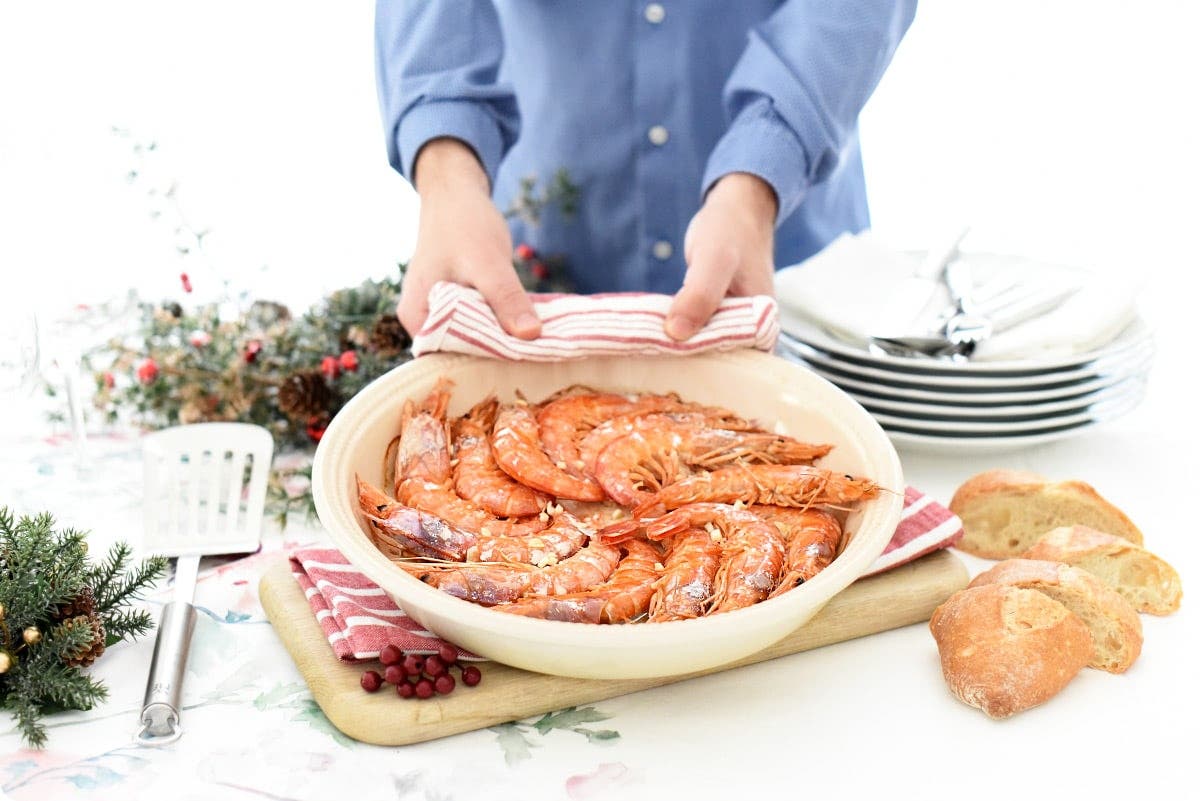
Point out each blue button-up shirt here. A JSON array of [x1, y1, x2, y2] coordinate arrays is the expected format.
[[376, 1, 916, 294]]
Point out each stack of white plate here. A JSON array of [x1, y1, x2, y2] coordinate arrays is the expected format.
[[775, 315, 1154, 453]]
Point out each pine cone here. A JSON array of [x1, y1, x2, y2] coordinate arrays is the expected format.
[[61, 613, 106, 668], [277, 371, 333, 420], [368, 315, 411, 358], [56, 586, 96, 620], [247, 300, 292, 331]]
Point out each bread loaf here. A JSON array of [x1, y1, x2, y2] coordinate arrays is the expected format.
[[949, 469, 1144, 559], [1021, 526, 1182, 615], [968, 559, 1143, 673], [929, 584, 1093, 719]]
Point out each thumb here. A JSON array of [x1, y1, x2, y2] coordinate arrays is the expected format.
[[666, 248, 733, 342], [474, 268, 542, 340], [397, 273, 432, 337]]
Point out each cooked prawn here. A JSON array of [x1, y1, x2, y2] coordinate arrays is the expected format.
[[537, 391, 731, 478], [577, 409, 763, 476], [420, 537, 622, 605], [360, 477, 546, 560], [636, 464, 879, 514], [595, 421, 833, 509], [641, 503, 786, 614], [648, 528, 723, 621], [496, 540, 661, 623], [755, 507, 843, 598], [491, 402, 606, 501], [453, 397, 552, 517], [393, 378, 454, 494]]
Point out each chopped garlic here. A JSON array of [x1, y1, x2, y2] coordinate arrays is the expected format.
[[556, 460, 568, 470], [732, 499, 746, 510], [480, 526, 492, 537], [539, 512, 550, 523], [527, 538, 545, 548], [654, 562, 665, 571]]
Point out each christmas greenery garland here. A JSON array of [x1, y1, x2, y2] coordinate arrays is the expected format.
[[0, 507, 168, 748]]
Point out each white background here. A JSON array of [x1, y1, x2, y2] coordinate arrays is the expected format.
[[2, 3, 1199, 799]]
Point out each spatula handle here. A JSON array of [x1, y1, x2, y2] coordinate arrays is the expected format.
[[137, 601, 197, 745]]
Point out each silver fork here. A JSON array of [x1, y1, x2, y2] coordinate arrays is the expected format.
[[940, 260, 992, 356]]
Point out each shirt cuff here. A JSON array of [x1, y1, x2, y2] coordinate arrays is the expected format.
[[701, 103, 811, 225], [396, 100, 507, 187]]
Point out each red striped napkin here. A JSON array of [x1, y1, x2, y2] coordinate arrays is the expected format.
[[291, 487, 962, 662], [409, 281, 780, 360]]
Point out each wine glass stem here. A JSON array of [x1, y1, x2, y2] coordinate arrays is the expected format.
[[63, 360, 89, 470]]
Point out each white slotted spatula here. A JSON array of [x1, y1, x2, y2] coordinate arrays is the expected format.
[[136, 423, 273, 745]]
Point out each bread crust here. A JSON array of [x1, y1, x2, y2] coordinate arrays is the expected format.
[[930, 584, 1092, 719], [968, 558, 1143, 673], [1021, 526, 1182, 615], [948, 469, 1144, 559]]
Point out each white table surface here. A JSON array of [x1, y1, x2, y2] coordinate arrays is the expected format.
[[1, 298, 1196, 801]]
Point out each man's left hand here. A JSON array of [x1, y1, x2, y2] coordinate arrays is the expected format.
[[666, 172, 778, 341]]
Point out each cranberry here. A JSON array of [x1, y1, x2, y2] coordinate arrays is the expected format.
[[397, 680, 415, 699], [360, 670, 383, 692], [434, 674, 455, 695], [379, 644, 403, 666], [424, 655, 446, 678], [383, 665, 405, 685], [414, 678, 435, 699], [461, 665, 482, 687], [402, 654, 425, 676], [437, 643, 458, 665]]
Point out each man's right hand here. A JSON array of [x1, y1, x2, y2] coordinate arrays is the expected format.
[[398, 138, 541, 340]]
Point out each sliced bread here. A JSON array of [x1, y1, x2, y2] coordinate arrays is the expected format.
[[1021, 526, 1182, 615], [929, 584, 1093, 719], [968, 558, 1143, 673], [949, 469, 1144, 559]]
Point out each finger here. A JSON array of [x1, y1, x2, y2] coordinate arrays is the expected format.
[[474, 267, 541, 339], [397, 272, 432, 336], [666, 246, 736, 341], [728, 259, 775, 297]]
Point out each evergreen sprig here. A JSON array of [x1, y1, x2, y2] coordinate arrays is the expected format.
[[0, 507, 166, 748]]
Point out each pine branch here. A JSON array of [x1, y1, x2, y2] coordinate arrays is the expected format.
[[92, 550, 168, 614], [102, 607, 156, 645], [6, 690, 48, 749], [25, 658, 108, 712], [86, 541, 132, 611]]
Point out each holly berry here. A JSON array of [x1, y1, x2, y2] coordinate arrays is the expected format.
[[360, 670, 383, 692], [102, 372, 115, 389], [136, 358, 159, 385], [305, 417, 327, 443], [397, 680, 415, 698], [379, 644, 402, 666], [437, 643, 458, 665], [320, 355, 340, 380], [413, 678, 435, 699], [514, 243, 536, 261], [243, 340, 262, 363], [180, 272, 193, 293], [434, 674, 455, 695], [188, 330, 212, 348], [461, 665, 482, 687], [383, 664, 406, 685], [338, 350, 359, 372], [401, 654, 425, 676], [531, 261, 550, 280], [423, 655, 447, 678]]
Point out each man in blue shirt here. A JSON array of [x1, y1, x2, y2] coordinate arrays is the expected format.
[[377, 1, 916, 341]]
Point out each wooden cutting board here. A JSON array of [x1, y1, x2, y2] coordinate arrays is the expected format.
[[259, 549, 967, 746]]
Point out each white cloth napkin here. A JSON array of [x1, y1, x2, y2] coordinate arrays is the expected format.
[[774, 231, 1142, 362]]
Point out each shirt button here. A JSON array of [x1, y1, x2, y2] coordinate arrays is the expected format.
[[644, 3, 666, 24], [647, 125, 669, 146], [652, 240, 674, 261]]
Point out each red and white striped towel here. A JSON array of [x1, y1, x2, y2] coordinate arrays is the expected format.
[[409, 281, 780, 360], [290, 487, 961, 662]]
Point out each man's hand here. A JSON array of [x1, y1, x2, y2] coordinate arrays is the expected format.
[[665, 173, 778, 341], [398, 138, 541, 339]]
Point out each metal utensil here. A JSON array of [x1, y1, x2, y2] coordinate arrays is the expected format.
[[869, 283, 1081, 360], [136, 423, 273, 746], [940, 260, 993, 355]]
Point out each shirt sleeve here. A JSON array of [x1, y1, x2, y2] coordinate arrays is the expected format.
[[375, 0, 520, 187], [701, 0, 917, 223]]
